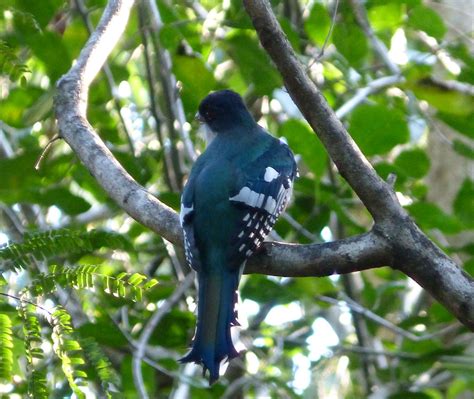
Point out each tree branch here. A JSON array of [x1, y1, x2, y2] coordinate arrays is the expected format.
[[55, 0, 182, 244], [349, 0, 400, 75], [242, 0, 474, 330], [132, 273, 194, 399], [53, 0, 390, 282], [53, 0, 474, 330], [245, 230, 390, 277]]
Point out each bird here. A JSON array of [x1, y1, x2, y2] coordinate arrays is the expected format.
[[179, 90, 297, 384]]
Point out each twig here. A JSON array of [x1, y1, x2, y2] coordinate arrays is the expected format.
[[0, 292, 52, 316], [243, 0, 474, 330], [422, 76, 474, 96], [146, 0, 197, 164], [137, 3, 175, 190], [350, 0, 400, 75], [34, 135, 61, 170], [316, 0, 339, 60], [52, 0, 474, 329], [335, 74, 403, 119], [281, 212, 320, 242], [132, 273, 194, 399], [317, 295, 460, 342], [386, 173, 397, 188]]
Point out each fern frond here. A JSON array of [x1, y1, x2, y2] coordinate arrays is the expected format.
[[31, 265, 158, 302], [0, 313, 13, 382], [17, 300, 49, 398], [51, 306, 88, 399], [80, 337, 122, 398], [0, 229, 131, 271], [29, 370, 49, 399]]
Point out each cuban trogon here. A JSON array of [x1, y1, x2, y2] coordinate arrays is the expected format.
[[180, 90, 297, 384]]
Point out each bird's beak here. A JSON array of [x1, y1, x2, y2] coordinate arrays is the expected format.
[[195, 112, 205, 123]]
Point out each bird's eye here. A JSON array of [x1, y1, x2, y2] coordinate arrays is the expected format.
[[205, 110, 214, 120]]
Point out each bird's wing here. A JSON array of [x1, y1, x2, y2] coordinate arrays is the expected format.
[[227, 140, 297, 268], [180, 163, 202, 273]]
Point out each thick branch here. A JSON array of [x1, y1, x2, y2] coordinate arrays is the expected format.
[[53, 0, 389, 281], [55, 0, 182, 244], [245, 231, 390, 277], [243, 0, 474, 330], [242, 0, 400, 224], [53, 0, 474, 330]]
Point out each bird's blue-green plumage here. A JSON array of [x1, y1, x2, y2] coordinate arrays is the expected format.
[[180, 90, 297, 384]]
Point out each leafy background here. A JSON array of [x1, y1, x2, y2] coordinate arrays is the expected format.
[[0, 0, 473, 398]]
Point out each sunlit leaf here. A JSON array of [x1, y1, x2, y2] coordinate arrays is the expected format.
[[349, 104, 409, 155]]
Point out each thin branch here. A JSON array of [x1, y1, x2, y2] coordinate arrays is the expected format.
[[34, 135, 61, 170], [55, 0, 182, 244], [318, 295, 460, 342], [350, 0, 400, 75], [242, 0, 474, 330], [53, 0, 474, 330], [335, 75, 404, 119], [132, 273, 194, 399], [281, 212, 320, 242], [137, 3, 175, 190], [421, 76, 474, 97], [316, 0, 339, 60], [0, 292, 52, 316], [146, 0, 197, 163]]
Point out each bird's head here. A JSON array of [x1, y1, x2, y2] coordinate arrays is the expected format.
[[196, 90, 255, 134]]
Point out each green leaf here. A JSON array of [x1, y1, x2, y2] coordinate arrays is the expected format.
[[172, 55, 216, 118], [0, 313, 13, 381], [333, 23, 368, 66], [150, 309, 194, 348], [389, 392, 434, 399], [15, 0, 64, 29], [349, 104, 409, 155], [225, 31, 282, 95], [394, 148, 430, 178], [452, 140, 474, 159], [410, 78, 474, 116], [406, 202, 463, 234], [22, 90, 54, 125], [304, 3, 331, 47], [453, 179, 474, 228], [437, 112, 474, 139], [79, 319, 128, 348], [0, 87, 45, 127], [24, 31, 71, 81], [279, 18, 301, 50], [407, 5, 446, 39], [34, 187, 92, 216], [278, 119, 327, 176], [367, 3, 403, 32], [241, 275, 297, 304]]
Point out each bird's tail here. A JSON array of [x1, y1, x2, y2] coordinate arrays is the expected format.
[[180, 269, 241, 384]]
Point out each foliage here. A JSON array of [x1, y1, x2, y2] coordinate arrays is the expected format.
[[0, 313, 13, 381], [0, 0, 473, 398]]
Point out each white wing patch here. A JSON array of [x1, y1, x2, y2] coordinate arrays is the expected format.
[[264, 167, 279, 182], [230, 187, 277, 214], [179, 204, 194, 226]]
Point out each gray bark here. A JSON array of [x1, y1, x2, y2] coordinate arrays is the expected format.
[[53, 0, 474, 330]]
